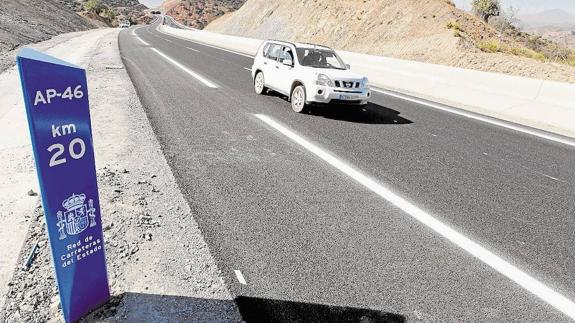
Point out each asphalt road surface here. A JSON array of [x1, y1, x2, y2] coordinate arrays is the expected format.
[[118, 19, 575, 322]]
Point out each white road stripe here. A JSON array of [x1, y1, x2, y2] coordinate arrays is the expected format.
[[254, 113, 575, 320], [186, 47, 200, 52], [135, 33, 150, 46], [234, 270, 247, 285], [372, 88, 575, 148], [243, 67, 252, 71], [151, 48, 218, 88], [542, 174, 560, 181]]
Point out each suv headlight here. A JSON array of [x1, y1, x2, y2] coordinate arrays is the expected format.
[[361, 77, 369, 88], [316, 74, 334, 87]]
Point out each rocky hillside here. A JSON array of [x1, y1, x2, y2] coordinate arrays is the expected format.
[[0, 0, 96, 53], [206, 0, 575, 83], [105, 0, 150, 26], [101, 0, 142, 7], [100, 0, 149, 21], [57, 0, 146, 11], [161, 0, 244, 29], [59, 0, 150, 26]]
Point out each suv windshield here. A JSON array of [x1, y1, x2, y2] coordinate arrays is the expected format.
[[295, 48, 347, 70]]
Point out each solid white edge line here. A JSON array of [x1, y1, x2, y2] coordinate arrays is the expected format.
[[254, 113, 575, 320], [151, 48, 218, 88], [186, 47, 200, 52], [134, 31, 150, 46], [371, 88, 575, 148], [234, 270, 247, 285], [156, 25, 255, 59]]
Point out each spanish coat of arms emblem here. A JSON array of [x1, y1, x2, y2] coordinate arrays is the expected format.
[[56, 193, 97, 240]]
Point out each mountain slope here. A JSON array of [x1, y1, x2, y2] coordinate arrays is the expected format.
[[206, 0, 511, 57], [161, 0, 244, 29], [205, 0, 575, 82], [101, 0, 143, 7], [0, 0, 96, 52]]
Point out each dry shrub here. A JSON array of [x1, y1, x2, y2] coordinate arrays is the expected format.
[[478, 40, 499, 53], [446, 21, 461, 31]]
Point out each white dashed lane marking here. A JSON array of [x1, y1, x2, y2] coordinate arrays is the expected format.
[[234, 270, 247, 285], [151, 48, 218, 88]]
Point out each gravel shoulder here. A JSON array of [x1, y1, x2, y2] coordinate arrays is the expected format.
[[0, 28, 114, 314], [0, 28, 241, 322]]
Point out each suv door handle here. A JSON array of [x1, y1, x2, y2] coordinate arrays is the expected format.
[[263, 61, 268, 65]]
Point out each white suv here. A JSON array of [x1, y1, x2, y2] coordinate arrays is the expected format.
[[252, 40, 371, 113]]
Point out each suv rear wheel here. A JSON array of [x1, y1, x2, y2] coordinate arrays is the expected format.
[[254, 72, 266, 94], [291, 85, 308, 113]]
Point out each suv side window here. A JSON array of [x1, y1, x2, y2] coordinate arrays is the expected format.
[[262, 43, 271, 58], [278, 47, 294, 65], [267, 44, 282, 61]]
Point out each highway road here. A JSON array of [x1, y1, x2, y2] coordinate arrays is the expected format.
[[119, 18, 575, 321]]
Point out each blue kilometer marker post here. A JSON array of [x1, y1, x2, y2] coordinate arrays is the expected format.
[[17, 48, 110, 322]]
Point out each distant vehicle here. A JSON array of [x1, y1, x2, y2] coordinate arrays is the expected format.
[[150, 10, 161, 15], [119, 21, 130, 28], [252, 40, 371, 113]]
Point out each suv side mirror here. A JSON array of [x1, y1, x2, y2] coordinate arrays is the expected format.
[[346, 64, 351, 69], [283, 59, 293, 67]]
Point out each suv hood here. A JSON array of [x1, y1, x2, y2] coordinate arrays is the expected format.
[[310, 68, 365, 80]]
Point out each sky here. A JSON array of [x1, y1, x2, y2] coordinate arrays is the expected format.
[[452, 0, 575, 15]]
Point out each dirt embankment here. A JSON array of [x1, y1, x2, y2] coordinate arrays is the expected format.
[[161, 0, 245, 29], [206, 0, 575, 83], [0, 0, 96, 53]]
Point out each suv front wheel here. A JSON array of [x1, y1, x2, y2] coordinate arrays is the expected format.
[[291, 85, 308, 113], [254, 71, 266, 94]]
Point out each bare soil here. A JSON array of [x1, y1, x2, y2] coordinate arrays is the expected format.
[[206, 0, 575, 83]]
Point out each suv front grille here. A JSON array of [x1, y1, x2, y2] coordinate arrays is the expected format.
[[334, 80, 360, 89]]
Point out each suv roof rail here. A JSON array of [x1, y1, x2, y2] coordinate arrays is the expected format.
[[299, 42, 332, 49], [265, 39, 332, 50], [266, 39, 297, 47]]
